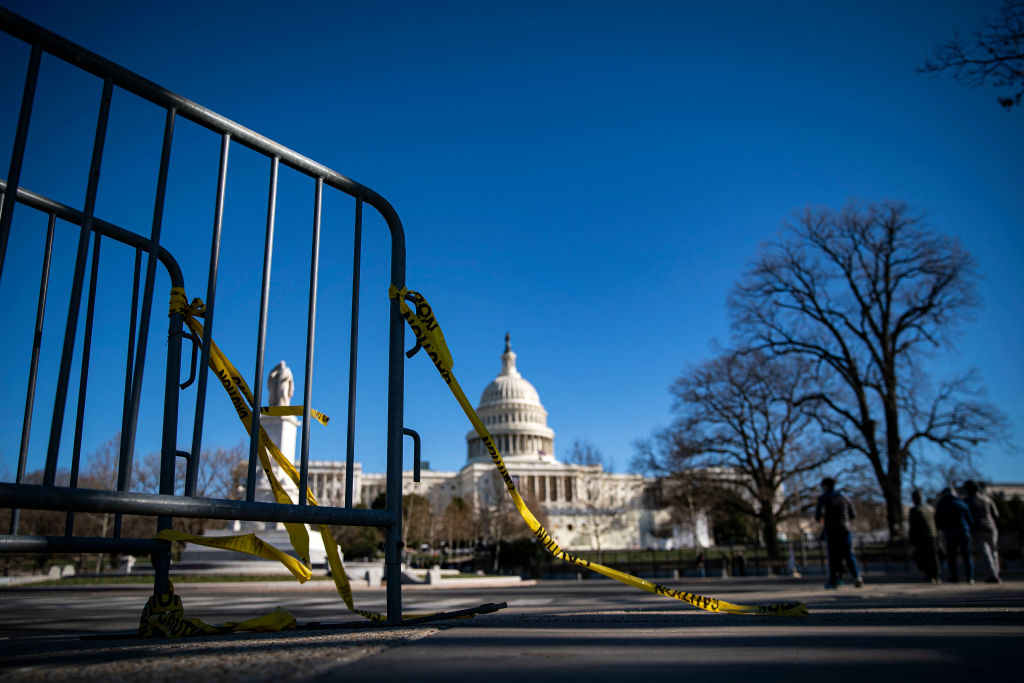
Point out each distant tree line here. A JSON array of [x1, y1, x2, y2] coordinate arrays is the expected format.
[[1, 434, 247, 575], [2, 432, 558, 575]]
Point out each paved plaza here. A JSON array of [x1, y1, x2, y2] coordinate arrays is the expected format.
[[2, 576, 1022, 682]]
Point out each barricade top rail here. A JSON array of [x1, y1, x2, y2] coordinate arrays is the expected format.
[[0, 179, 184, 286], [0, 5, 407, 265]]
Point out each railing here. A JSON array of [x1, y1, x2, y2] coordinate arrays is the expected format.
[[516, 539, 1022, 580], [0, 7, 408, 622]]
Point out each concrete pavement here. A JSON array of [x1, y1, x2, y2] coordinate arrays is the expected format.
[[2, 576, 1022, 682]]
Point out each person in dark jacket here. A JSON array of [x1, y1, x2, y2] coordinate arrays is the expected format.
[[935, 486, 974, 584], [814, 477, 863, 588], [908, 490, 940, 583]]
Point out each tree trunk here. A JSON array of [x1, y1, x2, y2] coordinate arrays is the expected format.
[[760, 507, 781, 562], [883, 389, 906, 542], [95, 513, 110, 573], [862, 419, 905, 542], [882, 471, 904, 543], [688, 499, 700, 549]]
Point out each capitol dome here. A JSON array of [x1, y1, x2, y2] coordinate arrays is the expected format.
[[467, 334, 556, 464]]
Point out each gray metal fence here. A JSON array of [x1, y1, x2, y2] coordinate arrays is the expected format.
[[0, 7, 408, 622]]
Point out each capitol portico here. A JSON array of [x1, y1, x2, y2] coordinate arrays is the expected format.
[[301, 336, 711, 551]]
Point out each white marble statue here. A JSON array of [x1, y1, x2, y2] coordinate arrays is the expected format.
[[267, 360, 294, 407]]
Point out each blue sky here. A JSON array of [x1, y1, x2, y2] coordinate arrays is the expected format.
[[1, 1, 1021, 490]]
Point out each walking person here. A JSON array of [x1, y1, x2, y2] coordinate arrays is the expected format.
[[935, 486, 974, 584], [963, 480, 1001, 583], [908, 490, 940, 583], [814, 477, 863, 589]]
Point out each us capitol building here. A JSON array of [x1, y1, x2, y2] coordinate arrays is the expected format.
[[273, 336, 710, 551]]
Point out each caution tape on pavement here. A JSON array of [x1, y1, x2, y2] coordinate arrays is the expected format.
[[139, 582, 298, 636], [388, 285, 809, 618]]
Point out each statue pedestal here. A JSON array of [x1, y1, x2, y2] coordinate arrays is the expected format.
[[236, 414, 300, 532], [208, 413, 329, 568], [178, 527, 333, 573]]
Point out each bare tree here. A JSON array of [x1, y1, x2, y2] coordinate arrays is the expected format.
[[731, 201, 1007, 540], [632, 466, 718, 549], [77, 435, 122, 571], [475, 470, 548, 572], [401, 493, 434, 554], [636, 352, 835, 560], [134, 442, 245, 500], [193, 444, 248, 502], [476, 471, 523, 572], [134, 441, 247, 535], [1, 467, 66, 573], [439, 496, 478, 551], [919, 0, 1024, 110], [565, 439, 633, 559], [2, 437, 247, 572]]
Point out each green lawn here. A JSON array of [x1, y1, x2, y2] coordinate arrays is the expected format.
[[29, 574, 327, 586]]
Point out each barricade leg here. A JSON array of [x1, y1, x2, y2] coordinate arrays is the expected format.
[[153, 544, 171, 595]]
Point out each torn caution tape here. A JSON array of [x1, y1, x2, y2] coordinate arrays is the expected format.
[[140, 582, 298, 636], [262, 405, 330, 426], [155, 529, 313, 583], [388, 285, 809, 618], [160, 287, 389, 630]]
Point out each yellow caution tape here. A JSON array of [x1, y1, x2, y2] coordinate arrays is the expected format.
[[158, 287, 389, 631], [261, 405, 330, 426], [139, 582, 297, 636], [388, 285, 808, 617], [220, 606, 299, 632], [154, 529, 313, 582]]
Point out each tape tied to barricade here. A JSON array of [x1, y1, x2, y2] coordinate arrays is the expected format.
[[156, 287, 391, 632], [388, 285, 808, 618]]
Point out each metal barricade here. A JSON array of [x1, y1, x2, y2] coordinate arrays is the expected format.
[[0, 8, 408, 622]]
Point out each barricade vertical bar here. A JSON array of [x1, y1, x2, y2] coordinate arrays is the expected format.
[[117, 106, 176, 536], [65, 231, 103, 535], [298, 177, 323, 506], [155, 303, 185, 595], [0, 44, 41, 282], [154, 111, 183, 597], [119, 247, 141, 469], [11, 211, 55, 534], [345, 198, 362, 508], [384, 222, 406, 624], [186, 132, 230, 497], [246, 156, 278, 501], [44, 79, 113, 486]]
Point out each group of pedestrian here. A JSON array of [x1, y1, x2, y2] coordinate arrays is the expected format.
[[815, 476, 1003, 589], [909, 480, 1002, 584]]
